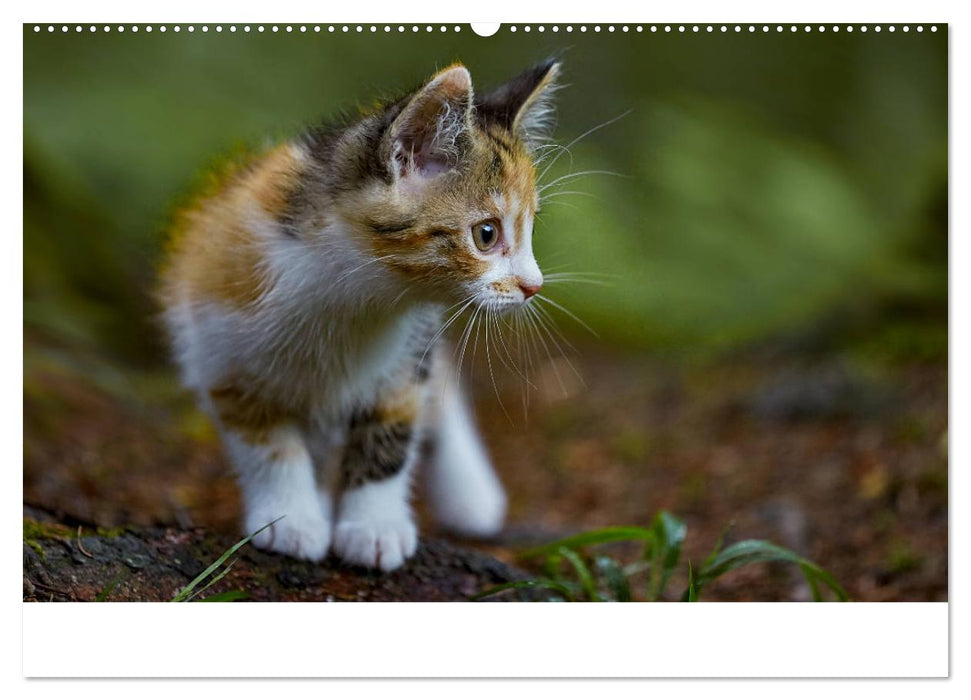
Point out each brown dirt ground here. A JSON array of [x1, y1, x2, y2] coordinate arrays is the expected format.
[[23, 342, 947, 602]]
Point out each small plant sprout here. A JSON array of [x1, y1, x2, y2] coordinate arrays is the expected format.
[[475, 511, 848, 602]]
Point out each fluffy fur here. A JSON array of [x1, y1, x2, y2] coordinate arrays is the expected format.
[[159, 60, 561, 571]]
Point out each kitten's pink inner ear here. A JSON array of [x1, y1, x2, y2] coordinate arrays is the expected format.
[[392, 65, 473, 179]]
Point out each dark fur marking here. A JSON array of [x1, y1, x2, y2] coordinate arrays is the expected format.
[[489, 133, 517, 159], [475, 58, 560, 132], [414, 350, 433, 381], [490, 150, 505, 175], [367, 218, 416, 235], [342, 410, 413, 487], [275, 211, 303, 238]]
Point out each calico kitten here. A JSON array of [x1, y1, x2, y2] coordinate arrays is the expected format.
[[160, 60, 560, 571]]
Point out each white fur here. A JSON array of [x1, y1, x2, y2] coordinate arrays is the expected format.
[[333, 468, 419, 571], [426, 377, 507, 537], [224, 426, 331, 561]]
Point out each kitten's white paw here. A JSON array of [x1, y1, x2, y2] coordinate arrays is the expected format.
[[433, 476, 507, 538], [245, 506, 331, 562], [333, 516, 418, 572]]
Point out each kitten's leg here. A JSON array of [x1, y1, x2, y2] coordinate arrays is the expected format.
[[304, 420, 346, 546], [222, 427, 331, 561], [426, 376, 507, 538], [332, 387, 423, 572]]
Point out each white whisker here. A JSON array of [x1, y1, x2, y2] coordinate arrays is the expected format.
[[539, 200, 581, 212], [539, 190, 598, 203], [534, 293, 599, 337], [523, 303, 567, 396], [538, 169, 625, 194], [516, 309, 536, 414], [492, 306, 534, 389], [528, 302, 584, 388], [484, 308, 510, 423], [419, 293, 477, 371], [332, 254, 397, 286], [544, 270, 615, 279], [455, 304, 482, 385], [390, 285, 413, 308], [531, 301, 580, 355], [541, 276, 613, 288], [537, 109, 633, 184]]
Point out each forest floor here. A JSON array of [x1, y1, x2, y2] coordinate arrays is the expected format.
[[23, 339, 947, 602]]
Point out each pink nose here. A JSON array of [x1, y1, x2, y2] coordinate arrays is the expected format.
[[519, 281, 542, 299]]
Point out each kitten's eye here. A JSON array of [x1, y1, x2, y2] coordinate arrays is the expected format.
[[472, 220, 501, 252]]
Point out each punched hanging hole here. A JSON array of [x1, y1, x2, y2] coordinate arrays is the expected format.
[[471, 23, 500, 37]]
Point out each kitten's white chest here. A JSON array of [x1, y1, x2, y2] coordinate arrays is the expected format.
[[291, 303, 439, 416]]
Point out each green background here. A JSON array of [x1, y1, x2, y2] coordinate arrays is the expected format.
[[24, 24, 947, 364]]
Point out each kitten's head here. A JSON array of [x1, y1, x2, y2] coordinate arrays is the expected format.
[[329, 60, 561, 312]]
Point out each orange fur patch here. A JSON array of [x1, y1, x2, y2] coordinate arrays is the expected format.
[[208, 379, 295, 445], [160, 144, 305, 309], [251, 145, 305, 219], [374, 384, 422, 425]]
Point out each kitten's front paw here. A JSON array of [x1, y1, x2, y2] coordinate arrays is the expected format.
[[332, 516, 418, 572], [245, 507, 331, 562]]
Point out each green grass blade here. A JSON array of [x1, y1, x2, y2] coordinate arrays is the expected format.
[[557, 547, 602, 601], [520, 526, 657, 558], [172, 516, 282, 602], [198, 590, 250, 602], [185, 558, 237, 602], [472, 579, 576, 601], [685, 561, 698, 602], [648, 511, 687, 600], [543, 551, 564, 580], [655, 512, 687, 572], [595, 555, 631, 602], [799, 562, 849, 601], [701, 521, 733, 570], [801, 564, 823, 602], [692, 540, 849, 601]]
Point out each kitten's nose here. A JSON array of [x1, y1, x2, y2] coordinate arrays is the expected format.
[[518, 280, 542, 299]]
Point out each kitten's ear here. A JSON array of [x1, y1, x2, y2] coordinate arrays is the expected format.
[[476, 59, 562, 148], [386, 64, 474, 180]]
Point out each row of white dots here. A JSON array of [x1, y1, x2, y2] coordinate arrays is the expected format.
[[512, 24, 937, 33], [33, 24, 940, 34], [33, 25, 465, 33]]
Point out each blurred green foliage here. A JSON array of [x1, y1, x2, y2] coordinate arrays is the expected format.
[[23, 26, 946, 364]]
